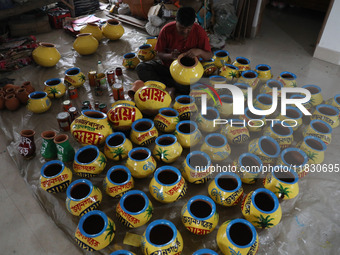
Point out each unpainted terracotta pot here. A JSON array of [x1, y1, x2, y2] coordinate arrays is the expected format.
[[16, 88, 30, 104], [21, 81, 35, 94], [5, 94, 20, 111]]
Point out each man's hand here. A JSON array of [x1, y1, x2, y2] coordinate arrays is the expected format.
[[182, 48, 202, 58], [171, 49, 180, 60]]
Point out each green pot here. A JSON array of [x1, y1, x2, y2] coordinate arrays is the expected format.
[[40, 130, 57, 160], [54, 134, 75, 163]]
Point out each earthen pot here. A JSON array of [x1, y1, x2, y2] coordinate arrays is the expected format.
[[128, 80, 145, 99], [16, 88, 30, 104], [21, 81, 35, 94], [3, 84, 17, 91], [0, 93, 5, 110], [5, 94, 20, 111], [5, 87, 16, 96]]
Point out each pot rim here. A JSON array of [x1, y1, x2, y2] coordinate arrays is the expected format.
[[238, 152, 263, 173], [280, 148, 308, 167], [204, 133, 227, 148], [186, 195, 216, 220], [78, 210, 109, 238], [176, 120, 198, 135], [279, 71, 297, 79], [226, 218, 257, 248], [82, 109, 107, 119], [41, 130, 57, 140], [128, 147, 151, 161], [269, 123, 293, 137], [41, 160, 65, 178], [177, 53, 199, 68], [256, 93, 273, 105], [251, 188, 280, 214], [44, 78, 62, 86], [214, 172, 242, 193], [154, 166, 182, 187], [39, 42, 56, 47], [302, 84, 321, 94], [119, 190, 149, 215], [186, 151, 211, 170], [76, 33, 92, 37], [65, 67, 81, 75], [105, 132, 127, 148], [315, 104, 339, 117], [123, 52, 137, 58], [20, 129, 35, 137], [67, 178, 93, 201], [272, 166, 299, 184], [244, 107, 265, 120], [75, 145, 100, 165], [258, 136, 280, 158], [265, 79, 283, 89], [214, 49, 229, 57], [303, 135, 327, 152], [145, 219, 177, 247], [158, 107, 179, 117], [155, 134, 177, 147], [28, 91, 47, 99], [255, 64, 271, 71], [282, 106, 303, 119], [223, 63, 239, 70], [175, 95, 195, 105], [241, 70, 258, 79], [309, 119, 332, 135], [131, 118, 155, 133], [110, 250, 134, 255], [107, 165, 132, 185], [234, 82, 250, 90], [193, 248, 218, 255], [235, 56, 250, 65], [201, 106, 220, 121]]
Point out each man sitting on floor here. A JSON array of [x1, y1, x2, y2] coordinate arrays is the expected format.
[[136, 6, 213, 94]]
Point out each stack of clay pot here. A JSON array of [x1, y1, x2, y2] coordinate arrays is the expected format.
[[0, 81, 35, 111]]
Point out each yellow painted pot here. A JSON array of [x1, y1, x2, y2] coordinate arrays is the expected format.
[[66, 179, 102, 216], [145, 36, 157, 49], [298, 136, 327, 164], [174, 120, 202, 149], [302, 119, 332, 146], [276, 147, 309, 179], [220, 119, 250, 145], [126, 147, 157, 178], [173, 95, 198, 120], [71, 110, 112, 146], [325, 94, 340, 117], [103, 165, 134, 198], [80, 22, 103, 41], [138, 44, 156, 61], [311, 104, 339, 128], [234, 83, 250, 102], [232, 57, 251, 73], [233, 152, 263, 184], [141, 219, 183, 255], [111, 250, 135, 255], [32, 42, 60, 67], [241, 188, 282, 229], [196, 107, 220, 133], [239, 107, 266, 133], [262, 123, 293, 150], [248, 136, 280, 166], [102, 18, 124, 40], [43, 78, 66, 99], [27, 91, 51, 113], [134, 81, 172, 116], [130, 118, 158, 146], [277, 71, 297, 87], [255, 64, 272, 82], [180, 151, 212, 184], [264, 166, 299, 200], [181, 195, 219, 235], [152, 134, 183, 164], [209, 75, 227, 92], [75, 210, 115, 251], [259, 79, 283, 97], [238, 70, 260, 89], [219, 64, 240, 82], [290, 94, 313, 112], [277, 106, 303, 131], [149, 166, 187, 203], [107, 100, 143, 131], [201, 58, 217, 76], [302, 84, 323, 107], [40, 160, 72, 193], [64, 67, 86, 87], [216, 218, 259, 255], [193, 249, 218, 255], [170, 54, 204, 85], [116, 190, 153, 228], [201, 133, 231, 162], [73, 33, 99, 55], [154, 108, 179, 133], [217, 95, 233, 118], [189, 83, 213, 106], [208, 172, 243, 206], [123, 52, 140, 69], [253, 93, 275, 112], [73, 145, 107, 178], [104, 132, 132, 161], [213, 50, 231, 68]]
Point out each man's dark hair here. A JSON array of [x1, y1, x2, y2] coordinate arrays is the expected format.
[[176, 7, 196, 27]]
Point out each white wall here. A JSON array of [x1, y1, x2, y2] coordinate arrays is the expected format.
[[314, 0, 340, 65]]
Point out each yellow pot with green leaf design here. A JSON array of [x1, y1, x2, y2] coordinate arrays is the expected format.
[[264, 166, 299, 200], [233, 153, 263, 184], [201, 133, 231, 162], [217, 95, 233, 118], [141, 219, 183, 255], [297, 136, 327, 165], [123, 52, 140, 69], [302, 84, 323, 107], [27, 91, 51, 114], [146, 36, 157, 49], [154, 108, 180, 133], [189, 83, 213, 106], [255, 64, 272, 82], [325, 94, 340, 116], [173, 95, 198, 120], [130, 118, 158, 146], [149, 166, 187, 203], [208, 172, 243, 206], [152, 134, 183, 164], [43, 78, 66, 99], [64, 67, 86, 87], [248, 136, 280, 166], [213, 50, 231, 68], [220, 119, 250, 145], [174, 121, 202, 149], [216, 218, 259, 255], [116, 190, 153, 228], [232, 56, 251, 73], [75, 210, 115, 251], [219, 64, 240, 82], [253, 93, 275, 111], [239, 107, 266, 133], [262, 122, 293, 150], [302, 119, 332, 146], [241, 188, 282, 229], [196, 107, 220, 133], [126, 147, 157, 178], [73, 145, 107, 178], [201, 58, 217, 76], [181, 195, 219, 235], [103, 165, 134, 198], [66, 179, 102, 216], [276, 148, 309, 179], [104, 132, 132, 161], [138, 44, 156, 61], [238, 70, 260, 90], [259, 79, 283, 97], [277, 106, 303, 131], [40, 160, 72, 193], [180, 151, 212, 184], [311, 104, 339, 128], [277, 71, 297, 87]]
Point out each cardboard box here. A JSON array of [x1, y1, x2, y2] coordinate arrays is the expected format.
[[9, 15, 51, 37]]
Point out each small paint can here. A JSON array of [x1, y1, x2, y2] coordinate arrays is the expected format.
[[88, 70, 97, 87], [99, 103, 107, 113], [57, 112, 71, 131], [68, 86, 78, 99], [68, 106, 79, 121], [106, 70, 115, 86], [62, 100, 72, 112]]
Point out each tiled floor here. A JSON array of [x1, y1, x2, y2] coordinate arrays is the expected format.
[[1, 5, 339, 255]]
